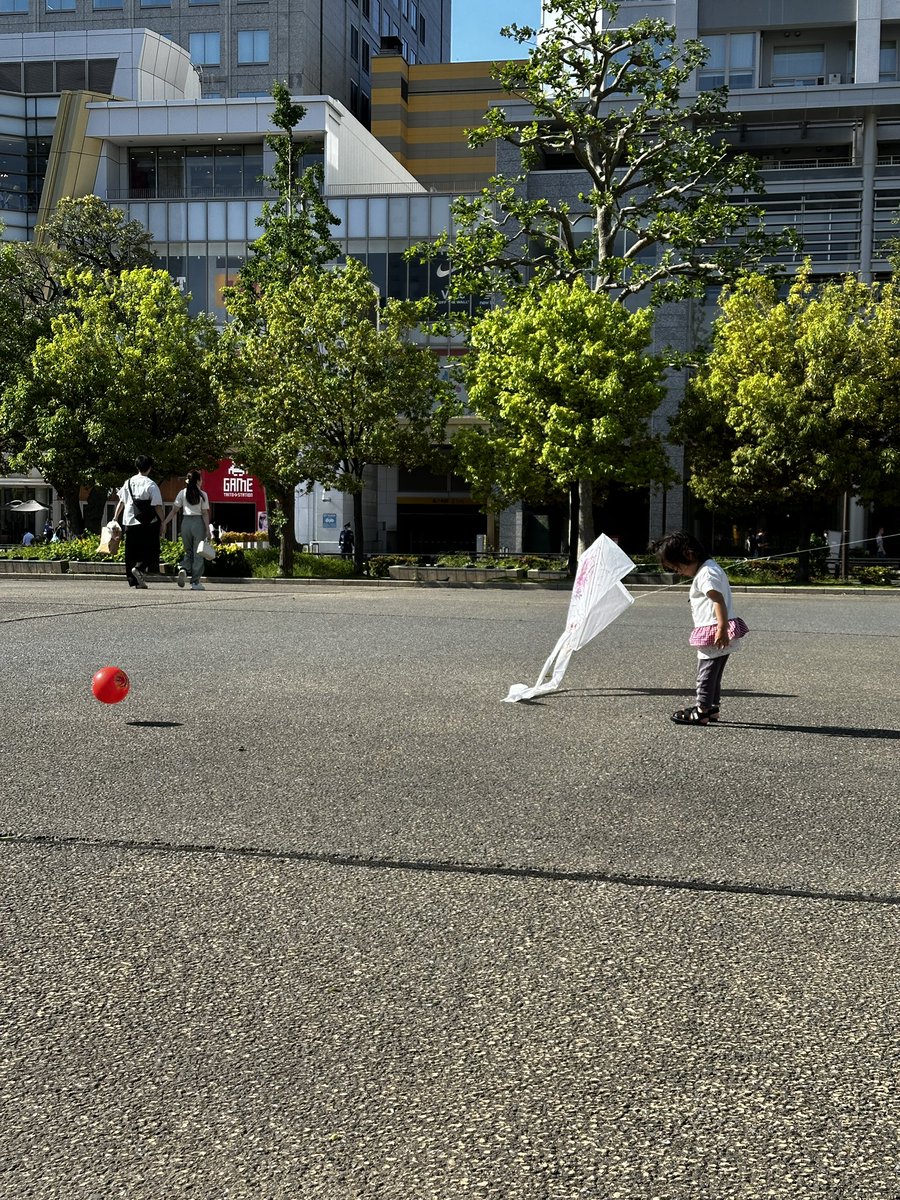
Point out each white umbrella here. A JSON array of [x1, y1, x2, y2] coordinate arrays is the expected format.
[[6, 499, 49, 512]]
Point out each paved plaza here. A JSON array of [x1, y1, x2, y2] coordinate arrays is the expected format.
[[1, 577, 898, 1199]]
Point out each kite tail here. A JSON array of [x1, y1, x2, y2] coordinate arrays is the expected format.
[[503, 630, 573, 703]]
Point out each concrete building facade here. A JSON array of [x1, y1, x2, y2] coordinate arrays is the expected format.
[[0, 0, 452, 120]]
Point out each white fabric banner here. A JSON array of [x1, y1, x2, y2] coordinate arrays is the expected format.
[[503, 534, 636, 703]]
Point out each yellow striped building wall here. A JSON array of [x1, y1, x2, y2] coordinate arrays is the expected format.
[[371, 50, 523, 190]]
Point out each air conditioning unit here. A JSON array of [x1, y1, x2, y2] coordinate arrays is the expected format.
[[828, 73, 842, 84], [815, 76, 826, 85]]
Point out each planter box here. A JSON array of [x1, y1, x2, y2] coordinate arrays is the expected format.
[[0, 558, 66, 574], [625, 572, 680, 584], [387, 565, 526, 583], [527, 570, 569, 582], [68, 562, 126, 576]]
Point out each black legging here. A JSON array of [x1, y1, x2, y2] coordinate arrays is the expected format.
[[696, 654, 729, 711]]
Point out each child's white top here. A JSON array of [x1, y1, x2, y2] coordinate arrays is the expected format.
[[690, 558, 742, 658]]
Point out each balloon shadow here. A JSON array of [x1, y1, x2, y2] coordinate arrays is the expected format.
[[126, 720, 183, 728]]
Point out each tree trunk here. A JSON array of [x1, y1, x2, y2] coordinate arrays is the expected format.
[[578, 477, 595, 558], [352, 490, 364, 574], [82, 486, 108, 535], [61, 486, 86, 535], [567, 480, 579, 576], [273, 486, 296, 577]]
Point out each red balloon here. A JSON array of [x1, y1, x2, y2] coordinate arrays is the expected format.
[[92, 666, 130, 704]]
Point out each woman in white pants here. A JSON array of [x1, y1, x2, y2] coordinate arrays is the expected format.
[[165, 470, 211, 590]]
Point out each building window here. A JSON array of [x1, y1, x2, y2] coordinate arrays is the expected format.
[[350, 78, 359, 115], [362, 38, 370, 73], [0, 0, 29, 12], [362, 0, 370, 19], [45, 0, 75, 10], [771, 44, 825, 86], [189, 0, 219, 6], [237, 30, 269, 64], [880, 41, 899, 82], [189, 32, 221, 66], [409, 2, 417, 33], [419, 13, 425, 42], [94, 0, 123, 8], [699, 33, 756, 91], [141, 0, 171, 6], [350, 25, 359, 62]]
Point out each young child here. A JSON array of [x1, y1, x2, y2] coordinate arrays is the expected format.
[[651, 531, 748, 726]]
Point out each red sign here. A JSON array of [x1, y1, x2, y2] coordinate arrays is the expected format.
[[201, 460, 267, 512]]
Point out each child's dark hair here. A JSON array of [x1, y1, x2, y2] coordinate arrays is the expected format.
[[650, 531, 711, 568], [185, 470, 202, 505]]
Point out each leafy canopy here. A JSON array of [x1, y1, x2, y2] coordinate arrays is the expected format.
[[1, 267, 222, 509], [673, 268, 900, 511], [456, 276, 673, 509], [413, 0, 795, 310], [220, 257, 452, 498]]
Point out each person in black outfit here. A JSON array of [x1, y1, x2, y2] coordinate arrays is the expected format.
[[339, 522, 354, 561], [112, 455, 164, 588]]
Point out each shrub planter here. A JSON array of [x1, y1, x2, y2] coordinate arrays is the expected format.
[[527, 569, 569, 582], [387, 565, 526, 583], [0, 559, 67, 574], [68, 562, 127, 576], [625, 572, 680, 585]]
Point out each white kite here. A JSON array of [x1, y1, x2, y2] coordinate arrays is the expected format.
[[503, 534, 637, 702]]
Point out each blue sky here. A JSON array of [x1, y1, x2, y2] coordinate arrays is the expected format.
[[451, 0, 541, 62]]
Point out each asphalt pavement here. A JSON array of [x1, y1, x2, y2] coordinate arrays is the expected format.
[[1, 577, 898, 1199]]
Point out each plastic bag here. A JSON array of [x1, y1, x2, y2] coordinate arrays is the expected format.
[[98, 522, 122, 555]]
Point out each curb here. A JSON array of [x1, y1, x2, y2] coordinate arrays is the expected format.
[[1, 569, 898, 596]]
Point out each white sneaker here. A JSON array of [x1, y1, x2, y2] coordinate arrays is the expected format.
[[176, 568, 186, 588], [190, 581, 205, 590]]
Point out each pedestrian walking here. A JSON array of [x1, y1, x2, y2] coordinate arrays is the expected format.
[[164, 470, 212, 591], [112, 455, 164, 589], [876, 527, 886, 558], [651, 531, 748, 727], [339, 522, 354, 561]]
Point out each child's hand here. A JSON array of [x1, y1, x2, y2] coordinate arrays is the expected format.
[[714, 625, 730, 649]]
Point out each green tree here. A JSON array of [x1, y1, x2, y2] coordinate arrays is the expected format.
[[673, 269, 900, 545], [412, 0, 796, 553], [0, 197, 158, 464], [420, 0, 790, 308], [219, 257, 453, 574], [458, 277, 672, 566], [219, 81, 343, 559], [1, 267, 222, 532], [233, 80, 341, 301]]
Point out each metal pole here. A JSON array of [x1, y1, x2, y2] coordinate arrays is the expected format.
[[840, 489, 850, 579]]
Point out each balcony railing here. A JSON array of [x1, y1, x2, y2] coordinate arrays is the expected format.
[[106, 184, 269, 201]]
